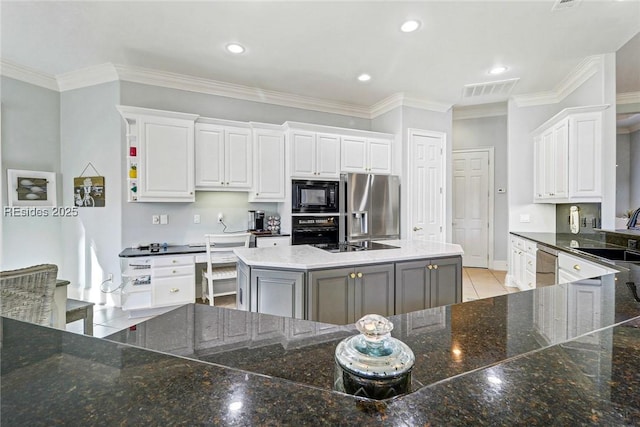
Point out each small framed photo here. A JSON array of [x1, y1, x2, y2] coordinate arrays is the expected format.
[[73, 176, 105, 207], [7, 169, 57, 207]]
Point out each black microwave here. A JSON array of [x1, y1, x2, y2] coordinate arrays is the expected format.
[[292, 180, 339, 213]]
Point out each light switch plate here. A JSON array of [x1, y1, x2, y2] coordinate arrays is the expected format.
[[160, 214, 168, 225], [519, 214, 531, 223], [152, 215, 160, 225]]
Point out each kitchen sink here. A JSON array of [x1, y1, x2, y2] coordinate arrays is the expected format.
[[575, 247, 640, 262]]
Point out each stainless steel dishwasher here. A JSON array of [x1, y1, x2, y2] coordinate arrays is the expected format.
[[536, 244, 558, 287]]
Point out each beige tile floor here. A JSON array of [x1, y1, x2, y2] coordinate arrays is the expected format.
[[68, 269, 515, 338]]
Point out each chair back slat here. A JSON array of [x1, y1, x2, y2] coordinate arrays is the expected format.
[[1, 264, 58, 326]]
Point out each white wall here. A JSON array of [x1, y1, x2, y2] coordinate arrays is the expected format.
[[452, 114, 508, 262], [1, 76, 63, 271], [60, 81, 123, 304], [631, 129, 640, 211]]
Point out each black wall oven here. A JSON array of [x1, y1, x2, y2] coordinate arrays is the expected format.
[[292, 180, 338, 213], [291, 216, 339, 247]]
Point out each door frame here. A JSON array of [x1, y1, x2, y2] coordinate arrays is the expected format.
[[407, 128, 447, 241], [452, 147, 495, 268]]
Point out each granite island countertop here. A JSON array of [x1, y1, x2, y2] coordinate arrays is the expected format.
[[234, 239, 464, 269], [3, 265, 640, 425]]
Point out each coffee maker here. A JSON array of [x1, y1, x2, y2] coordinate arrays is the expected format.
[[248, 210, 265, 231]]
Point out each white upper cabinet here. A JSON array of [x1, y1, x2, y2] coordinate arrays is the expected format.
[[250, 125, 286, 202], [290, 130, 340, 179], [195, 120, 252, 190], [534, 119, 568, 201], [118, 106, 198, 202], [532, 105, 607, 204], [341, 136, 392, 174], [569, 112, 602, 199]]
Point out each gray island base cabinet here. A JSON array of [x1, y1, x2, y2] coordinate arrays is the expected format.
[[237, 256, 461, 324], [308, 264, 395, 325]]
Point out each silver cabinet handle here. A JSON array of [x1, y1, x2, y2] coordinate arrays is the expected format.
[[413, 226, 423, 231], [170, 288, 179, 293], [573, 264, 581, 271], [349, 272, 356, 279], [357, 272, 363, 278]]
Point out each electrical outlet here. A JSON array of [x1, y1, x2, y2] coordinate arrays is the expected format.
[[218, 212, 224, 223], [152, 215, 160, 225], [160, 214, 168, 225], [194, 214, 201, 224]]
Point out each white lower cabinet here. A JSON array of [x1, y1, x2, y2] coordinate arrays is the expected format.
[[121, 255, 195, 313], [507, 234, 537, 290], [557, 252, 617, 284]]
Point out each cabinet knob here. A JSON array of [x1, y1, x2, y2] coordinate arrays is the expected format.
[[256, 193, 259, 196], [357, 272, 363, 278], [273, 242, 277, 246], [427, 265, 433, 270], [573, 264, 581, 271], [221, 181, 224, 185], [528, 261, 532, 266], [413, 226, 423, 231], [226, 182, 229, 185], [172, 270, 177, 274], [172, 260, 177, 263], [433, 264, 439, 270], [349, 273, 356, 279], [170, 288, 179, 293]]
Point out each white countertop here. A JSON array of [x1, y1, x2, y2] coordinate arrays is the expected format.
[[233, 239, 464, 270]]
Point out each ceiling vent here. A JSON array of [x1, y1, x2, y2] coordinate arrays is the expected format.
[[552, 0, 582, 11], [462, 78, 520, 101]]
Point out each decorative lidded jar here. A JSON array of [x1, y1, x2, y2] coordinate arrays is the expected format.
[[334, 314, 415, 399]]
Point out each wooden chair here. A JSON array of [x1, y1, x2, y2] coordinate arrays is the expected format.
[[1, 264, 58, 326], [202, 233, 250, 306]]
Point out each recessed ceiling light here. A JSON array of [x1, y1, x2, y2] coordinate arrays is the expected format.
[[489, 66, 508, 75], [226, 43, 245, 54], [357, 74, 371, 82], [400, 20, 421, 33]]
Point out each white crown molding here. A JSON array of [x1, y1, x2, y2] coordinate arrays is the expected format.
[[57, 63, 119, 92], [114, 64, 373, 119], [0, 60, 58, 91], [453, 102, 507, 120], [369, 93, 451, 118], [617, 91, 640, 105], [1, 59, 452, 119], [512, 55, 603, 107]]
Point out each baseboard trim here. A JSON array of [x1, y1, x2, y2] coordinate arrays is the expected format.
[[491, 260, 508, 271]]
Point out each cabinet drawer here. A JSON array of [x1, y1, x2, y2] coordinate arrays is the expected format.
[[153, 265, 194, 279], [525, 240, 537, 254], [152, 255, 194, 268], [255, 236, 290, 248], [515, 238, 525, 250], [523, 270, 536, 290], [558, 253, 608, 280], [525, 253, 536, 274], [152, 276, 195, 306]]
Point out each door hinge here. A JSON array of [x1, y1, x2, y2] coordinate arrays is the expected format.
[[440, 187, 443, 194], [440, 148, 443, 155]]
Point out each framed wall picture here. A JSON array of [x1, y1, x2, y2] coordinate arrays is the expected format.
[[7, 169, 57, 207], [73, 176, 105, 207]]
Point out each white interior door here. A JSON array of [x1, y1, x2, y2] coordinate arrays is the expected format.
[[452, 150, 489, 268], [408, 129, 445, 241]]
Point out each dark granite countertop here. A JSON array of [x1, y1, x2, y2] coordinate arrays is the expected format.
[[510, 231, 640, 267], [119, 244, 207, 257], [3, 266, 640, 425]]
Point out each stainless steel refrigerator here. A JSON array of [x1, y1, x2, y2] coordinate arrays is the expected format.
[[339, 173, 400, 242]]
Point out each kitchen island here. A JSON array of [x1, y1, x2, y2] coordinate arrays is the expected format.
[[2, 265, 640, 425], [233, 239, 464, 323]]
